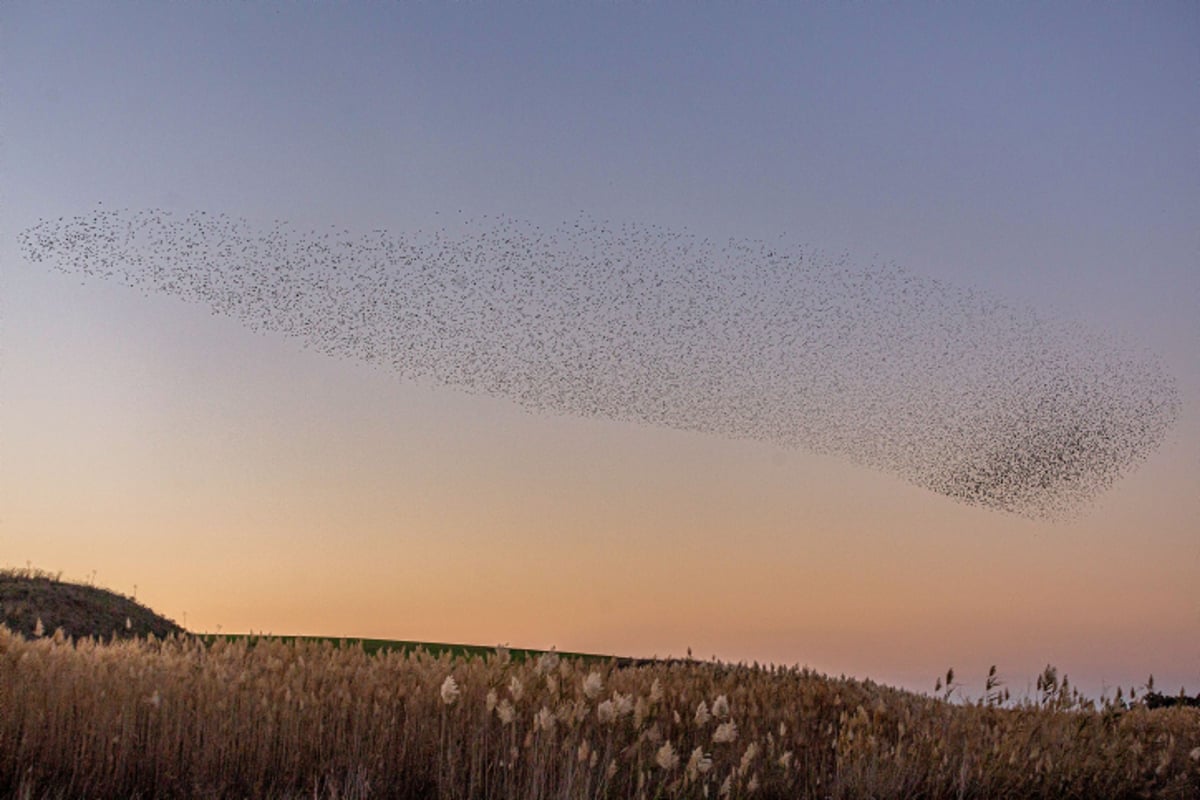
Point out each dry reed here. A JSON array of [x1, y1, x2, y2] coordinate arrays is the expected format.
[[1, 625, 1196, 799]]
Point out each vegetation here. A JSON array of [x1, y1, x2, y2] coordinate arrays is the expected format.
[[2, 570, 1196, 798], [0, 563, 684, 666], [2, 625, 1198, 799], [0, 566, 184, 642], [198, 633, 636, 666]]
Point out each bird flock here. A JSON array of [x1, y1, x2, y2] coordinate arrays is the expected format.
[[18, 206, 1179, 519]]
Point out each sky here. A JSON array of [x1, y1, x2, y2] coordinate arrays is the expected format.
[[2, 1, 1197, 700]]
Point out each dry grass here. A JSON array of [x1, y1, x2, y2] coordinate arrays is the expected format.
[[1, 626, 1197, 799], [0, 567, 184, 642]]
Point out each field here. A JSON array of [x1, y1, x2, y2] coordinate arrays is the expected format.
[[2, 625, 1198, 799], [197, 633, 630, 667]]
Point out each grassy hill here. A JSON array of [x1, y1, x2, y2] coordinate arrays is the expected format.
[[2, 566, 1198, 798], [0, 566, 185, 641], [200, 632, 672, 669], [0, 565, 657, 667], [4, 618, 1198, 799]]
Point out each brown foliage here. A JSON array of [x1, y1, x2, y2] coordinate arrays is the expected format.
[[1, 628, 1197, 799]]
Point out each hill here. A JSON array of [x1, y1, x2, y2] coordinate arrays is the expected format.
[[0, 566, 185, 641], [4, 623, 1198, 799]]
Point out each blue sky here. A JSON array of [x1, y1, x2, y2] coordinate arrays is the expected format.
[[2, 1, 1197, 698], [8, 4, 1196, 314]]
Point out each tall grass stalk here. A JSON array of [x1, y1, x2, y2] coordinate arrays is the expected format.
[[0, 625, 1196, 799]]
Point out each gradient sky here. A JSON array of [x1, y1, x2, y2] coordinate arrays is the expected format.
[[2, 1, 1197, 700]]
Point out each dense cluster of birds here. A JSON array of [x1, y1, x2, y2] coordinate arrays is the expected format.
[[19, 206, 1179, 519]]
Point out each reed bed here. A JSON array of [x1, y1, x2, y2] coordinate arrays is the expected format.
[[1, 625, 1197, 799]]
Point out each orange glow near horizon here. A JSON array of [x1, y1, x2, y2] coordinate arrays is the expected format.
[[6, 317, 1197, 699]]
